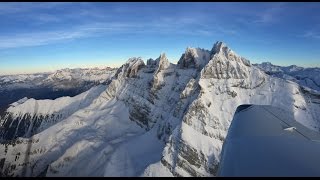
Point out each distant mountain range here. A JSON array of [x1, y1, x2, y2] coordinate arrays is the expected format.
[[0, 41, 319, 177], [254, 62, 320, 92], [0, 67, 116, 108]]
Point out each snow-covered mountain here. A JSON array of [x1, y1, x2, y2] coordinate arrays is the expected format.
[[0, 67, 116, 108], [0, 41, 319, 177], [254, 62, 320, 92], [0, 67, 116, 89], [0, 73, 49, 90], [45, 67, 116, 85]]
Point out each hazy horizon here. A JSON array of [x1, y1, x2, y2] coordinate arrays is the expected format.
[[2, 54, 320, 76], [1, 2, 320, 75]]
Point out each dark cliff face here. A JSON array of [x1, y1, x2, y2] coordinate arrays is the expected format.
[[0, 111, 64, 142]]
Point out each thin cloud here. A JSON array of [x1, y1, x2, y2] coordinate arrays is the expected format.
[[253, 3, 287, 25], [196, 30, 213, 36], [0, 3, 240, 49], [301, 31, 320, 39], [0, 31, 84, 49], [0, 3, 109, 25], [0, 2, 73, 15], [28, 13, 61, 24], [0, 22, 150, 49], [0, 15, 239, 49], [0, 26, 108, 49]]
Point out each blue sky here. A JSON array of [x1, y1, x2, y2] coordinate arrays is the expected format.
[[0, 2, 320, 75]]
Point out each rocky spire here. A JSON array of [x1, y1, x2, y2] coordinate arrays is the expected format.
[[210, 41, 234, 58], [177, 47, 211, 70], [114, 57, 145, 79], [155, 53, 170, 72], [210, 41, 251, 67]]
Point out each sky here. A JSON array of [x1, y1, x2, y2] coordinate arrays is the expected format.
[[0, 2, 320, 75]]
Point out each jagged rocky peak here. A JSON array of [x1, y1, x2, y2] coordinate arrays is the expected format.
[[147, 53, 170, 69], [210, 41, 251, 67], [177, 47, 211, 70], [157, 53, 168, 61], [149, 53, 171, 92], [115, 57, 145, 78], [211, 41, 229, 55], [201, 41, 256, 79], [155, 53, 170, 71]]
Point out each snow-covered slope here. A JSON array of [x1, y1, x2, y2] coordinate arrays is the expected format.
[[0, 85, 106, 141], [0, 41, 319, 177], [254, 62, 320, 92]]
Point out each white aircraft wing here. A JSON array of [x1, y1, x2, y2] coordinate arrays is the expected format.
[[218, 105, 320, 177]]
